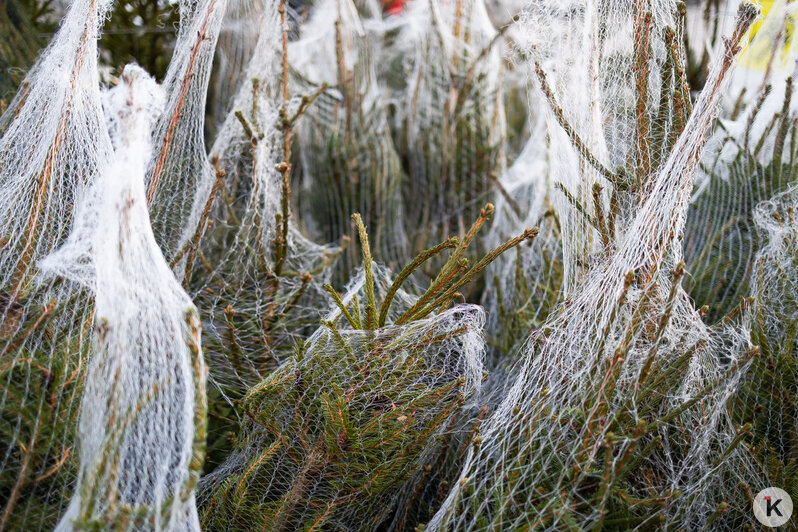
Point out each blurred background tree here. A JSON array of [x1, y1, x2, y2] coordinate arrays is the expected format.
[[1, 0, 179, 102], [0, 0, 44, 100], [96, 0, 180, 81], [1, 0, 318, 124]]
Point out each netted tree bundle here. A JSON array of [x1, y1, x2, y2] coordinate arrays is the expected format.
[[196, 202, 540, 530], [38, 65, 207, 532], [146, 0, 229, 263], [730, 179, 798, 509], [751, 183, 798, 392], [426, 3, 765, 529], [185, 0, 345, 475], [0, 0, 112, 294], [197, 0, 283, 246], [198, 307, 484, 531], [211, 0, 271, 126], [515, 0, 700, 292], [290, 0, 408, 279], [480, 0, 693, 364], [432, 275, 759, 530], [389, 0, 507, 258], [197, 267, 485, 531], [0, 0, 113, 528], [685, 1, 798, 322], [9, 0, 798, 530]]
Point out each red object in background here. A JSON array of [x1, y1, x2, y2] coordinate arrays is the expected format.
[[382, 0, 406, 15]]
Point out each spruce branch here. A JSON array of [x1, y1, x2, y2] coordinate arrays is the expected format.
[[179, 156, 226, 285], [379, 237, 459, 327], [532, 59, 621, 186], [351, 213, 378, 329]]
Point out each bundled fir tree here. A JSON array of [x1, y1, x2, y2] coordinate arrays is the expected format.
[[389, 0, 507, 259], [291, 0, 408, 279], [42, 64, 206, 532], [0, 0, 113, 527], [426, 2, 770, 530], [684, 0, 798, 321], [178, 0, 346, 478], [198, 208, 537, 531]]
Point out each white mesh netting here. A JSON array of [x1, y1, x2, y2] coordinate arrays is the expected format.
[[389, 0, 507, 256], [197, 263, 485, 531], [146, 0, 229, 263], [183, 0, 345, 482], [291, 0, 409, 277], [745, 177, 798, 475], [426, 2, 768, 530], [684, 0, 798, 321], [0, 0, 113, 527], [6, 0, 798, 530], [480, 114, 562, 372], [42, 64, 207, 532]]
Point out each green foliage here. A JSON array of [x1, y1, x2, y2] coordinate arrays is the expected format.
[[7, 1, 798, 530], [485, 217, 563, 365], [0, 0, 43, 100], [98, 0, 179, 81], [202, 319, 471, 531], [0, 289, 91, 531], [199, 207, 536, 531], [392, 11, 507, 262], [293, 26, 407, 281], [732, 197, 798, 511], [685, 82, 798, 322]]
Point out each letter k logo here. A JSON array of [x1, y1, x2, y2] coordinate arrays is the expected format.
[[765, 496, 784, 517], [755, 488, 792, 527]]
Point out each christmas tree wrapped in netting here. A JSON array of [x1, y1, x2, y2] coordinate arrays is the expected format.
[[291, 0, 409, 277], [189, 0, 336, 380], [735, 178, 798, 507], [197, 208, 537, 530], [41, 65, 206, 532], [145, 0, 229, 263], [198, 294, 484, 531], [0, 0, 113, 527], [684, 0, 798, 321], [427, 2, 770, 530], [182, 0, 347, 477], [389, 0, 507, 256], [682, 0, 798, 499]]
